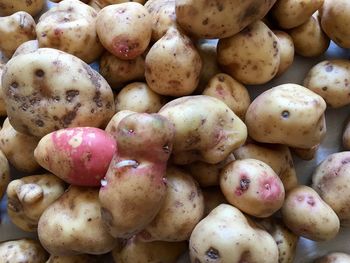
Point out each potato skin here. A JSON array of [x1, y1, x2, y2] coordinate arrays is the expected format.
[[38, 186, 117, 256], [159, 95, 247, 165], [0, 239, 48, 263], [12, 39, 39, 57], [314, 252, 350, 263], [189, 204, 279, 263], [0, 0, 45, 17], [273, 30, 294, 76], [292, 144, 319, 161], [2, 48, 115, 138], [0, 64, 7, 116], [46, 254, 98, 263], [175, 0, 277, 39], [217, 21, 280, 85], [304, 60, 350, 108], [245, 83, 326, 149], [0, 149, 10, 199], [281, 185, 340, 241], [36, 0, 104, 63]]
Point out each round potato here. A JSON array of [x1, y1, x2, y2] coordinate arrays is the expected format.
[[115, 82, 165, 113], [203, 73, 251, 120], [0, 11, 36, 58], [2, 48, 115, 138], [12, 40, 39, 57], [202, 187, 227, 216], [303, 60, 350, 108], [176, 0, 277, 39], [96, 3, 152, 60], [36, 0, 104, 63], [281, 185, 340, 241], [0, 149, 10, 199], [46, 254, 98, 263], [273, 30, 294, 76], [315, 252, 350, 263], [217, 21, 280, 85], [0, 0, 45, 16], [245, 83, 326, 149], [145, 27, 202, 96]]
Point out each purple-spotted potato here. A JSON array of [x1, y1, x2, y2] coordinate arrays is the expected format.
[[12, 40, 39, 57], [273, 30, 294, 76], [46, 254, 98, 263], [314, 252, 350, 263], [0, 0, 46, 16], [0, 149, 10, 199]]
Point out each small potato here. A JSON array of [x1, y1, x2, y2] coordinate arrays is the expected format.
[[145, 27, 202, 96], [115, 82, 165, 113], [273, 30, 294, 76], [304, 60, 350, 108], [0, 149, 10, 199], [289, 15, 330, 57], [38, 186, 118, 255], [233, 142, 298, 191], [0, 12, 36, 58], [7, 173, 65, 232], [137, 166, 204, 242], [36, 0, 103, 63], [0, 64, 7, 116], [0, 118, 40, 173], [0, 0, 45, 16], [202, 187, 227, 216], [270, 0, 324, 29], [217, 21, 280, 85], [315, 252, 350, 263], [245, 83, 326, 149], [112, 237, 187, 263], [281, 185, 340, 241], [203, 73, 251, 120], [292, 144, 319, 161], [96, 3, 152, 60], [220, 159, 285, 218], [46, 254, 98, 263], [2, 48, 115, 138], [12, 40, 39, 57], [189, 204, 279, 263], [99, 51, 145, 89], [159, 95, 247, 165], [312, 152, 350, 226], [34, 127, 116, 186], [343, 119, 350, 150]]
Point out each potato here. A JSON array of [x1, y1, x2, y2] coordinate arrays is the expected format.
[[0, 64, 7, 116], [34, 127, 116, 186], [99, 113, 174, 238], [343, 120, 350, 150], [270, 0, 324, 29], [175, 0, 277, 39], [303, 60, 350, 108], [315, 252, 350, 263], [2, 48, 115, 138], [245, 83, 326, 149], [185, 154, 235, 187], [0, 239, 48, 263], [7, 173, 65, 232], [38, 186, 117, 255], [217, 21, 280, 85], [273, 30, 294, 76], [281, 185, 340, 241], [112, 237, 187, 263], [233, 142, 298, 191], [0, 0, 45, 16], [159, 95, 247, 165], [36, 0, 103, 63], [292, 144, 319, 161], [12, 39, 39, 57], [0, 118, 40, 173], [115, 82, 165, 113], [105, 110, 135, 139], [189, 204, 279, 263], [145, 27, 202, 96], [0, 11, 36, 58], [0, 149, 10, 199], [96, 3, 152, 60], [220, 159, 285, 218], [137, 166, 204, 242], [289, 15, 330, 57], [99, 51, 145, 89], [320, 0, 350, 48], [312, 151, 350, 226], [202, 187, 227, 216], [203, 73, 251, 120], [46, 254, 98, 263]]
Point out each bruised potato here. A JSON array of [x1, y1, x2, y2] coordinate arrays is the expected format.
[[0, 149, 10, 199], [315, 252, 350, 263], [46, 254, 98, 263], [273, 30, 294, 76], [2, 48, 115, 138], [0, 0, 45, 17], [7, 174, 65, 232]]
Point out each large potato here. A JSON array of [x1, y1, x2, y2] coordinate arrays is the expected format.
[[273, 30, 294, 76], [7, 174, 65, 232], [0, 118, 40, 173], [217, 21, 280, 85], [145, 27, 202, 96], [2, 48, 115, 138], [304, 60, 350, 108], [0, 149, 10, 199], [0, 0, 45, 16], [189, 204, 279, 263], [96, 3, 152, 60], [175, 0, 277, 39], [36, 0, 103, 63], [0, 11, 36, 58], [159, 95, 247, 165], [315, 252, 350, 263], [312, 151, 350, 226], [245, 84, 326, 149], [281, 185, 340, 241], [46, 254, 98, 263], [38, 186, 117, 255]]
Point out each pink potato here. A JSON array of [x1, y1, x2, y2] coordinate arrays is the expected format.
[[34, 127, 116, 186]]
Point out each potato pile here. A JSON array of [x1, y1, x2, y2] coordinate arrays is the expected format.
[[1, 0, 350, 262]]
